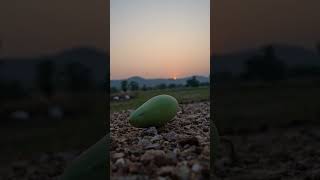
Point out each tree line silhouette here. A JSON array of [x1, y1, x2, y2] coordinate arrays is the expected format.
[[111, 76, 208, 93], [0, 59, 99, 102], [214, 43, 320, 82], [36, 60, 96, 98]]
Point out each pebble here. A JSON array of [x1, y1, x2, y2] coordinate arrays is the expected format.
[[157, 166, 175, 176], [178, 136, 199, 147], [112, 152, 125, 160], [192, 163, 202, 172], [115, 158, 126, 168], [177, 165, 190, 180], [141, 127, 158, 136]]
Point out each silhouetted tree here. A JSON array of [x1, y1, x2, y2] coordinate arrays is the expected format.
[[214, 72, 233, 82], [0, 40, 3, 79], [316, 42, 320, 56], [129, 81, 139, 91], [0, 60, 3, 80], [63, 62, 94, 92], [36, 60, 55, 98], [0, 80, 26, 101], [200, 82, 210, 86], [244, 45, 286, 81], [142, 84, 147, 91], [110, 86, 119, 93], [289, 65, 320, 77], [157, 83, 167, 89], [168, 83, 176, 89], [186, 76, 200, 87], [121, 80, 128, 92]]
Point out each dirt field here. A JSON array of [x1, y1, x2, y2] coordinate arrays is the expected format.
[[110, 102, 210, 180]]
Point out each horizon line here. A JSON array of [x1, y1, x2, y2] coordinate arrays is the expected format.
[[110, 74, 210, 81]]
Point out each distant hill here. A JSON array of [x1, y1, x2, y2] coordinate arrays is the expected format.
[[2, 44, 318, 89], [110, 75, 209, 88], [0, 47, 108, 88], [212, 44, 320, 75]]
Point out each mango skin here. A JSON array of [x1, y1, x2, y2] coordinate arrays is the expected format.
[[129, 95, 178, 128], [59, 135, 108, 180]]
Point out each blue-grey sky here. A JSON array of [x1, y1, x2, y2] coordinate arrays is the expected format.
[[111, 0, 210, 80]]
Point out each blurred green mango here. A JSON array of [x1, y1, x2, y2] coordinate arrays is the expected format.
[[129, 94, 178, 128], [59, 135, 108, 180]]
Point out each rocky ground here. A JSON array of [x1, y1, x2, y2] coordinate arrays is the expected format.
[[214, 124, 320, 180], [110, 102, 211, 180], [0, 151, 80, 180], [3, 101, 320, 179]]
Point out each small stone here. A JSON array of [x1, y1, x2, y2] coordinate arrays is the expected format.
[[138, 138, 152, 147], [141, 150, 165, 162], [177, 165, 190, 180], [48, 106, 64, 119], [142, 127, 158, 136], [112, 152, 125, 160], [151, 135, 162, 142], [128, 162, 141, 173], [167, 151, 177, 162], [157, 166, 175, 176], [163, 131, 177, 141], [125, 95, 130, 100], [10, 111, 30, 121], [192, 163, 202, 172], [158, 177, 167, 180], [145, 143, 161, 150], [178, 136, 199, 147], [140, 150, 172, 166], [115, 158, 125, 168], [128, 146, 144, 156]]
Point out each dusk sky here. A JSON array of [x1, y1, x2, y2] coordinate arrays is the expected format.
[[212, 0, 320, 54], [1, 0, 319, 76], [111, 0, 210, 80], [0, 0, 109, 58]]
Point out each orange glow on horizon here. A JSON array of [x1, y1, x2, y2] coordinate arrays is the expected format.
[[111, 0, 210, 80]]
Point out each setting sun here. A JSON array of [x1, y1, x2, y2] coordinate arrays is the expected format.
[[110, 0, 209, 80]]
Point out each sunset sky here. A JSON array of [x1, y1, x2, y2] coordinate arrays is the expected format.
[[212, 0, 320, 54], [0, 0, 109, 58], [110, 0, 210, 80], [0, 0, 319, 78]]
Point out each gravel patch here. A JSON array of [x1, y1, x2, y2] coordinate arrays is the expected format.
[[1, 151, 80, 180], [110, 102, 210, 180], [214, 125, 320, 179]]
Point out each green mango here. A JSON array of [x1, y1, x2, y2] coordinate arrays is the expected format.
[[59, 135, 109, 180], [129, 94, 178, 128]]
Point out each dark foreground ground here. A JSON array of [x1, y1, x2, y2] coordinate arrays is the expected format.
[[214, 123, 320, 180], [0, 151, 80, 180], [2, 114, 320, 179], [3, 81, 320, 179], [110, 102, 210, 180], [0, 93, 106, 180]]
